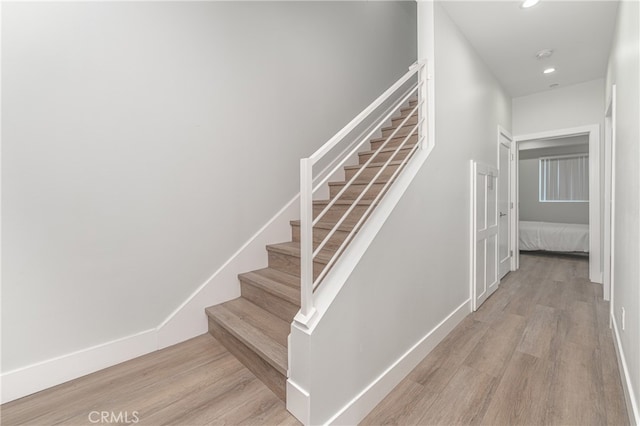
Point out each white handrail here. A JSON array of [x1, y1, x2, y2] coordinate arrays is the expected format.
[[314, 135, 424, 288], [308, 83, 418, 202], [308, 63, 422, 165], [313, 83, 422, 227], [296, 62, 426, 326], [312, 114, 423, 264], [312, 105, 423, 257]]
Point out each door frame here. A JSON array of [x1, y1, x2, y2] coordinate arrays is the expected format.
[[513, 124, 602, 284], [604, 85, 616, 306], [497, 126, 515, 275]]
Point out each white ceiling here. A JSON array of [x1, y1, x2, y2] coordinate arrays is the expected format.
[[440, 0, 619, 97]]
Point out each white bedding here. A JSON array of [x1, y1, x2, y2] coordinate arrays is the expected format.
[[520, 221, 589, 253]]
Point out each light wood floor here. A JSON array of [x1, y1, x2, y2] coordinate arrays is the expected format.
[[362, 253, 629, 426], [0, 335, 300, 425], [2, 253, 628, 426]]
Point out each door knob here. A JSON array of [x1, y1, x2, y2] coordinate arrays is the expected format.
[[500, 212, 507, 217]]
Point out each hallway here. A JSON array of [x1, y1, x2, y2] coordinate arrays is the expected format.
[[363, 253, 628, 425], [1, 254, 628, 425]]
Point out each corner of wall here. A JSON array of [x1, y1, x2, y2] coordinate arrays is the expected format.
[[611, 313, 640, 425]]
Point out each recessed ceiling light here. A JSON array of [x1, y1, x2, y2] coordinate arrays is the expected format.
[[521, 0, 541, 8], [543, 67, 556, 74], [535, 49, 554, 60]]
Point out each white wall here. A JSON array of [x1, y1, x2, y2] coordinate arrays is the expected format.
[[298, 4, 511, 423], [513, 79, 605, 136], [512, 78, 605, 205], [519, 143, 590, 225], [1, 1, 417, 373], [605, 0, 640, 422]]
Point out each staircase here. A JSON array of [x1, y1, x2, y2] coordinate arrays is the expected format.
[[205, 98, 420, 401]]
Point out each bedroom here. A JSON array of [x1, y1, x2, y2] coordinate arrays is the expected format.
[[518, 135, 590, 257]]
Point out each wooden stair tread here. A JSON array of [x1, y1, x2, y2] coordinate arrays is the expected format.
[[358, 145, 416, 156], [239, 269, 300, 304], [250, 267, 300, 288], [392, 112, 418, 120], [381, 122, 417, 132], [343, 160, 405, 171], [370, 134, 418, 144], [290, 219, 358, 232], [401, 104, 418, 111], [328, 177, 393, 187], [313, 199, 376, 206], [266, 241, 333, 263], [205, 299, 288, 375]]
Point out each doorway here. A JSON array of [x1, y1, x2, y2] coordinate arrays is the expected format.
[[513, 125, 602, 283]]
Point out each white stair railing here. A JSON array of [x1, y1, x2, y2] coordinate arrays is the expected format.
[[297, 62, 427, 324]]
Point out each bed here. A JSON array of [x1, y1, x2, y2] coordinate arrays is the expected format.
[[519, 221, 589, 253]]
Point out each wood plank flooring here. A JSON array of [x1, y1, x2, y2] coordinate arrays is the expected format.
[[2, 253, 628, 425], [0, 335, 299, 426], [362, 253, 629, 426]]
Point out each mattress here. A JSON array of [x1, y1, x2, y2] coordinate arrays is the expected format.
[[519, 221, 589, 253]]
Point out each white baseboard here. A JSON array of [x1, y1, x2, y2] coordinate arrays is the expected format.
[[325, 299, 471, 425], [0, 329, 157, 404], [0, 195, 297, 404], [611, 313, 640, 426], [0, 140, 351, 404], [287, 379, 311, 425]]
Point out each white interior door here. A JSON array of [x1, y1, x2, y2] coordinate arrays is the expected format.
[[498, 133, 512, 279], [471, 161, 499, 310]]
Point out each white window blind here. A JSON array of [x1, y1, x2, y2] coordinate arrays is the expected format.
[[539, 154, 589, 202]]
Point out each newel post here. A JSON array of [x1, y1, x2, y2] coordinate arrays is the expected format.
[[296, 158, 315, 325]]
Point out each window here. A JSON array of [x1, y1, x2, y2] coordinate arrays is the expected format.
[[539, 154, 589, 202]]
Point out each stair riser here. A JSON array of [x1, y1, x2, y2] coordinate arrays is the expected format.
[[399, 101, 418, 116], [313, 203, 369, 222], [268, 251, 327, 279], [329, 182, 386, 200], [309, 207, 368, 235], [291, 225, 350, 251], [359, 147, 414, 164], [207, 318, 286, 401], [370, 134, 419, 151], [382, 124, 417, 138], [399, 107, 418, 118], [239, 281, 299, 323], [391, 114, 418, 127], [345, 163, 402, 180]]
